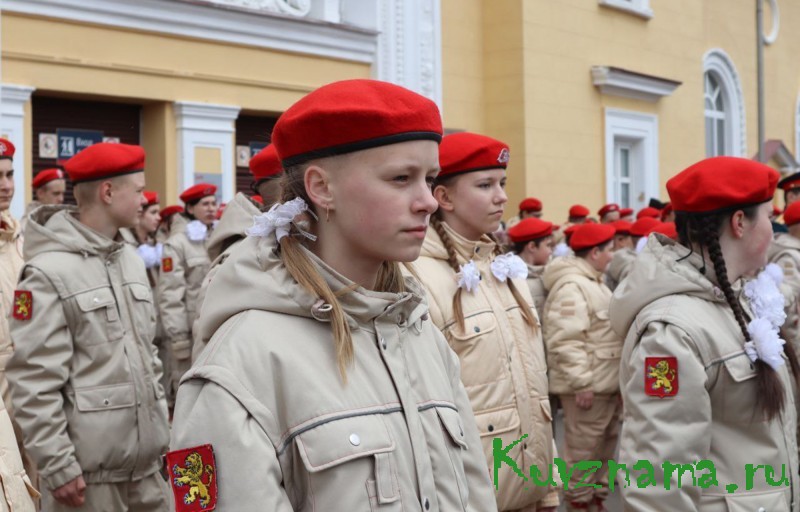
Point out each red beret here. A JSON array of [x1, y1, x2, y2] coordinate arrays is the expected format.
[[438, 132, 509, 178], [667, 157, 779, 213], [216, 203, 227, 220], [508, 218, 554, 243], [143, 191, 159, 207], [784, 202, 800, 226], [569, 204, 590, 218], [629, 217, 661, 237], [611, 220, 633, 235], [773, 205, 783, 216], [569, 223, 616, 251], [251, 195, 264, 205], [519, 197, 542, 212], [653, 222, 678, 239], [637, 207, 661, 219], [180, 183, 217, 203], [620, 207, 634, 217], [272, 79, 442, 166], [250, 145, 282, 181], [598, 203, 620, 217], [32, 168, 65, 189], [159, 205, 184, 219], [778, 172, 800, 192], [0, 138, 15, 159], [64, 143, 145, 184], [564, 224, 580, 237]]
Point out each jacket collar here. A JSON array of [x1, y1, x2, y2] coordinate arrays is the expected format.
[[423, 220, 497, 264]]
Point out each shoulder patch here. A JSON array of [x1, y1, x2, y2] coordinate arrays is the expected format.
[[644, 356, 678, 398], [167, 444, 217, 511], [162, 257, 174, 273], [12, 290, 32, 321]]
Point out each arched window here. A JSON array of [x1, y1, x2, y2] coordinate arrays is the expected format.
[[703, 49, 746, 157]]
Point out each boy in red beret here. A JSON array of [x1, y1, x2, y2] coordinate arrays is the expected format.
[[598, 203, 621, 223], [9, 143, 170, 511], [22, 168, 67, 233], [508, 217, 555, 319], [768, 200, 800, 352], [542, 223, 622, 511]]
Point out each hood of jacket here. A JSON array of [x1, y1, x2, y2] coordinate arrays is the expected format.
[[541, 255, 603, 292], [23, 205, 124, 261], [207, 192, 260, 261], [198, 232, 430, 343], [419, 221, 497, 265], [609, 233, 726, 339]]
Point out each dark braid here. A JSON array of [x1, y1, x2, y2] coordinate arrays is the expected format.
[[677, 208, 799, 421]]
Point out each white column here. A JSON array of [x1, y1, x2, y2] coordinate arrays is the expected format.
[[1, 84, 36, 218], [374, 0, 442, 109], [174, 101, 240, 203]]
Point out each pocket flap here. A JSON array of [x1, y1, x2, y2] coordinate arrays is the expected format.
[[295, 414, 395, 473], [450, 312, 498, 341], [724, 488, 788, 512], [75, 287, 116, 312], [595, 309, 610, 320], [75, 383, 136, 412], [540, 398, 553, 422], [128, 283, 152, 302], [595, 346, 621, 360], [474, 406, 521, 438], [724, 354, 758, 383], [436, 407, 467, 449]]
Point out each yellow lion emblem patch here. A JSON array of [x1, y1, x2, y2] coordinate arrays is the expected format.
[[645, 356, 678, 398], [167, 445, 217, 511]]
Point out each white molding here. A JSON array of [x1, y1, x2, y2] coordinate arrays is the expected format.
[[0, 84, 36, 219], [591, 66, 681, 102], [703, 48, 747, 157], [598, 0, 653, 19], [764, 0, 780, 45], [200, 0, 311, 17], [375, 0, 443, 108], [604, 108, 659, 211], [174, 101, 240, 205], [3, 0, 378, 64]]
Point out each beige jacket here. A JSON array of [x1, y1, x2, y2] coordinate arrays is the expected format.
[[0, 212, 23, 408], [769, 234, 800, 352], [408, 222, 557, 511], [611, 234, 799, 511], [171, 233, 497, 511], [542, 257, 621, 395], [8, 207, 169, 490], [191, 192, 259, 361], [525, 263, 547, 321], [605, 247, 636, 292], [157, 214, 210, 361]]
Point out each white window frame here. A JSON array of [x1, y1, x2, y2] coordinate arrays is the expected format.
[[598, 0, 653, 19], [703, 49, 746, 157], [604, 108, 659, 211], [614, 142, 635, 208]]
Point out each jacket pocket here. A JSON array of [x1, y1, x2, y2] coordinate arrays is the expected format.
[[721, 355, 764, 423], [436, 407, 469, 508], [447, 312, 505, 386], [68, 383, 137, 472], [127, 282, 156, 345], [295, 414, 401, 510], [0, 470, 38, 512], [724, 488, 789, 511], [74, 288, 125, 346], [473, 406, 521, 438]]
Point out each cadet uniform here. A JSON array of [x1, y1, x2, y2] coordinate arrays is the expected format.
[[157, 185, 215, 401], [409, 133, 558, 511], [542, 223, 622, 510], [169, 79, 497, 511], [21, 168, 66, 234], [507, 217, 555, 320], [8, 144, 169, 511], [612, 157, 799, 511], [155, 205, 183, 244], [768, 201, 800, 352]]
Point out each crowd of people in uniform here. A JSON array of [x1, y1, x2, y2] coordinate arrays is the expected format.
[[0, 78, 799, 511]]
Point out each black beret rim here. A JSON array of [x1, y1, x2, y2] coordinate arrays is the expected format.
[[280, 131, 443, 168], [69, 168, 144, 184]]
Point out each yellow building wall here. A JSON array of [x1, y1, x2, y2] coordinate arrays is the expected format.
[[441, 0, 800, 222], [2, 12, 370, 200]]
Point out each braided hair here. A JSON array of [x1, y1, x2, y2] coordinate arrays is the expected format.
[[677, 208, 800, 421]]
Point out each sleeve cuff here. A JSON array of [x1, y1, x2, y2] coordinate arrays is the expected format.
[[538, 489, 561, 508], [43, 460, 82, 490]]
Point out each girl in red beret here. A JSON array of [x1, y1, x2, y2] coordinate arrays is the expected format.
[[168, 79, 497, 511], [611, 156, 800, 510], [542, 222, 621, 511], [408, 131, 559, 511], [508, 217, 555, 320]]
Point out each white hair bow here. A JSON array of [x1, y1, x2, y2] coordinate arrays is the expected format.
[[185, 220, 208, 242], [743, 263, 787, 370], [247, 197, 316, 242], [456, 261, 481, 293], [491, 253, 528, 282]]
